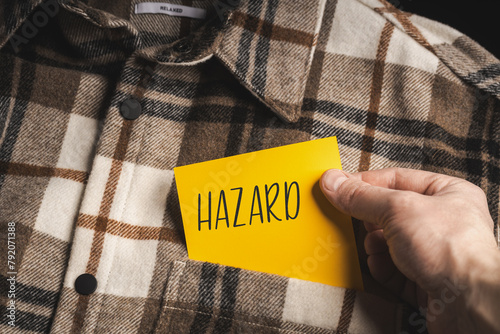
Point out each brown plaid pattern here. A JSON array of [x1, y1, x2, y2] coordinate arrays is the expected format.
[[0, 0, 499, 333]]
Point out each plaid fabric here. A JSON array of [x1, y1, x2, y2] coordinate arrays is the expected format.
[[0, 0, 499, 333]]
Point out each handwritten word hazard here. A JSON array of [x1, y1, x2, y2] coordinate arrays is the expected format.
[[197, 181, 300, 231]]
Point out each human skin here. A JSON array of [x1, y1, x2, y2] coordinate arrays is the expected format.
[[320, 167, 500, 334]]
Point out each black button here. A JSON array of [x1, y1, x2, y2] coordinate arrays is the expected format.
[[174, 40, 192, 53], [74, 273, 97, 295], [120, 98, 142, 120]]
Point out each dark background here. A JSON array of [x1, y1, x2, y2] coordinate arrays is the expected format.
[[388, 0, 499, 59]]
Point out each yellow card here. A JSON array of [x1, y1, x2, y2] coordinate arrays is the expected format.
[[174, 136, 363, 290]]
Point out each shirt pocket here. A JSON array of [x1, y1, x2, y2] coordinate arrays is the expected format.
[[154, 259, 405, 334], [154, 259, 293, 334]]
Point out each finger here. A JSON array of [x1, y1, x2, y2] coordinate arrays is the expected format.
[[364, 221, 381, 232], [365, 230, 388, 255], [346, 167, 454, 195], [367, 252, 398, 286], [320, 169, 412, 226], [367, 253, 418, 308]]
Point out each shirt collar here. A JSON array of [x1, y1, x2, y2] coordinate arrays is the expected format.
[[213, 0, 326, 122], [0, 0, 326, 123]]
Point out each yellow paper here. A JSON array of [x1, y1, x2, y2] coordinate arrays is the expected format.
[[174, 136, 363, 290]]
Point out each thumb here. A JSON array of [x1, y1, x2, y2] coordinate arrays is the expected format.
[[320, 169, 406, 227]]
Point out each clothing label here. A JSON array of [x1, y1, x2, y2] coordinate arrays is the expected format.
[[174, 137, 364, 290], [135, 2, 207, 19]]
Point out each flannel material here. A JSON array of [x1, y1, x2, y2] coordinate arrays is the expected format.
[[1, 0, 499, 333]]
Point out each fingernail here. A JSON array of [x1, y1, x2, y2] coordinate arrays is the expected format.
[[322, 169, 348, 192]]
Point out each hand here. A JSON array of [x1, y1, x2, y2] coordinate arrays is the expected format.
[[320, 167, 500, 334]]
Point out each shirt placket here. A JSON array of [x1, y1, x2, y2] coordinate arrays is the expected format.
[[43, 2, 236, 332], [49, 54, 156, 333]]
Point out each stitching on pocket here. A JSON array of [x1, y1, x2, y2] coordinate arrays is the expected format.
[[161, 305, 303, 333], [154, 260, 187, 334], [163, 260, 186, 302]]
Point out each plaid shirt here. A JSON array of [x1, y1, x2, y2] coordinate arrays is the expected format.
[[1, 0, 499, 333]]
